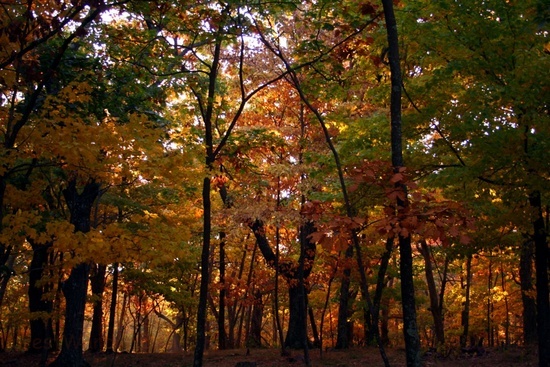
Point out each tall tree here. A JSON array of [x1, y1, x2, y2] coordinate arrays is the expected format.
[[50, 179, 100, 367], [381, 0, 421, 366]]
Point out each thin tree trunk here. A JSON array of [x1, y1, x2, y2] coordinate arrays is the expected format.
[[274, 226, 286, 353], [418, 240, 444, 347], [319, 261, 337, 356], [307, 307, 320, 349], [194, 175, 212, 367], [500, 262, 510, 348], [369, 236, 394, 346], [106, 263, 119, 353], [381, 0, 421, 365], [114, 291, 128, 352], [460, 254, 472, 349], [218, 233, 227, 350], [487, 255, 493, 348]]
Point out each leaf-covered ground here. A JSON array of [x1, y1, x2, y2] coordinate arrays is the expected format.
[[0, 346, 538, 367]]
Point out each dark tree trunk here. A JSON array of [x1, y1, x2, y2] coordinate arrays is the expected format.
[[529, 191, 550, 367], [419, 241, 444, 347], [218, 233, 227, 350], [284, 283, 307, 349], [368, 236, 394, 346], [193, 176, 212, 367], [247, 289, 263, 348], [49, 179, 100, 367], [88, 263, 106, 352], [460, 254, 472, 349], [251, 220, 316, 350], [105, 263, 119, 353], [335, 245, 354, 349], [308, 307, 320, 348], [380, 278, 392, 347], [520, 239, 537, 345], [28, 242, 54, 354], [381, 0, 421, 365]]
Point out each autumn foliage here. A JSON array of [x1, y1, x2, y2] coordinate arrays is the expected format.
[[0, 1, 548, 367]]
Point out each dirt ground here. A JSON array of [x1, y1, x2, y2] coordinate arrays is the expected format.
[[0, 346, 538, 367]]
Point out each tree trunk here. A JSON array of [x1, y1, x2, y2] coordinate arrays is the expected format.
[[308, 307, 320, 348], [28, 242, 54, 354], [50, 179, 100, 367], [114, 292, 128, 352], [460, 254, 472, 349], [335, 245, 354, 349], [419, 241, 445, 347], [193, 176, 212, 367], [142, 312, 150, 353], [218, 234, 227, 350], [284, 281, 308, 350], [105, 263, 119, 353], [381, 0, 421, 365], [529, 191, 550, 367], [368, 236, 394, 346], [88, 263, 106, 352], [519, 239, 537, 345], [247, 289, 263, 348], [487, 255, 494, 347], [500, 262, 510, 348], [51, 262, 91, 367], [250, 220, 316, 350]]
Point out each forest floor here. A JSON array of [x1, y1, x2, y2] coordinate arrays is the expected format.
[[0, 345, 538, 367]]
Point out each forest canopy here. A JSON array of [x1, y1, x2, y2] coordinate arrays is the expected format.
[[0, 1, 548, 367]]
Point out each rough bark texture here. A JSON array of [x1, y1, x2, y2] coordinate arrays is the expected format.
[[49, 179, 100, 367]]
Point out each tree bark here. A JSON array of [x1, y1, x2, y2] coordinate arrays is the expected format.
[[460, 254, 472, 349], [519, 239, 537, 345], [335, 245, 354, 349], [529, 191, 550, 367], [368, 236, 394, 346], [247, 289, 264, 348], [50, 179, 100, 367], [218, 233, 227, 349], [418, 240, 445, 347], [88, 263, 106, 352], [105, 263, 119, 353], [250, 220, 316, 350], [381, 0, 421, 365], [28, 242, 54, 354]]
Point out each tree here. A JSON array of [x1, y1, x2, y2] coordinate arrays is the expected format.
[[49, 179, 100, 367], [381, 0, 421, 366], [398, 0, 549, 362]]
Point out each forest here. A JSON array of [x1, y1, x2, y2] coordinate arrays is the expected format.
[[0, 1, 549, 367]]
